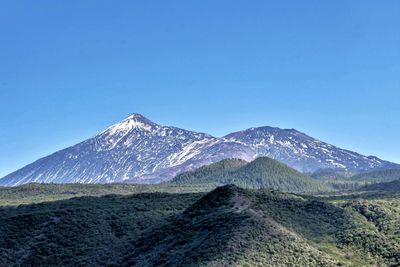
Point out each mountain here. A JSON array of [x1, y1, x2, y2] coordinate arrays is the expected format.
[[1, 113, 398, 186], [225, 126, 399, 173], [1, 185, 399, 266], [170, 157, 329, 192], [0, 114, 255, 186]]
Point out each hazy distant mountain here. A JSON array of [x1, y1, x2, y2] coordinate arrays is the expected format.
[[0, 114, 398, 186]]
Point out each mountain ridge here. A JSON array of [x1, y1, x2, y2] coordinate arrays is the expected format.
[[1, 113, 398, 186], [225, 126, 398, 172]]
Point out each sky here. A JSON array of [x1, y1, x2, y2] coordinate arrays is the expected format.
[[0, 1, 399, 177]]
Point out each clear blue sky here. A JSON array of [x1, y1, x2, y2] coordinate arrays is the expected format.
[[0, 1, 399, 177]]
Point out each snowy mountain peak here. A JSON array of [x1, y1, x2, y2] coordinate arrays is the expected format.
[[124, 113, 158, 127], [0, 115, 398, 186], [102, 113, 158, 135], [126, 113, 154, 123]]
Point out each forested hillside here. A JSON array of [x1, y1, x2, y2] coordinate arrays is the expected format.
[[1, 185, 399, 266], [360, 179, 400, 192], [171, 157, 329, 193], [351, 169, 400, 183]]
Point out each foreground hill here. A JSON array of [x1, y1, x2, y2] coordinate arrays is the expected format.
[[170, 157, 329, 193], [0, 191, 203, 266], [1, 185, 399, 266], [1, 114, 398, 186]]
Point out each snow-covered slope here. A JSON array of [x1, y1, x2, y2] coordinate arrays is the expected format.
[[0, 114, 255, 186], [0, 114, 398, 186], [224, 126, 399, 173]]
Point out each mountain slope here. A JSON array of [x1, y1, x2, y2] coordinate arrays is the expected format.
[[2, 185, 398, 266], [1, 114, 398, 186], [128, 185, 400, 266], [0, 114, 255, 186], [225, 126, 399, 173], [171, 157, 328, 192]]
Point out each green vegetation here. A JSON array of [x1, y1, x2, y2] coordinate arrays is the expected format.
[[311, 168, 355, 180], [311, 168, 400, 191], [322, 179, 368, 191], [0, 191, 203, 266], [360, 179, 400, 192], [351, 169, 400, 183], [311, 169, 371, 191], [1, 158, 399, 266], [0, 183, 212, 206], [0, 183, 140, 205], [171, 157, 329, 193], [170, 158, 247, 184], [0, 157, 327, 206], [1, 184, 399, 266]]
